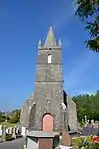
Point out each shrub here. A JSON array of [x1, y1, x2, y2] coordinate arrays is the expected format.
[[85, 142, 99, 149], [5, 134, 14, 141], [72, 137, 85, 148], [72, 136, 99, 149]]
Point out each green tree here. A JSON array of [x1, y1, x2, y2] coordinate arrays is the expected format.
[[0, 111, 5, 123], [9, 109, 20, 124], [72, 90, 99, 122], [0, 112, 9, 123], [75, 0, 99, 52]]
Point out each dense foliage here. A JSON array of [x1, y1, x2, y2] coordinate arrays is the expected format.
[[75, 0, 99, 52], [72, 90, 99, 122], [0, 109, 20, 123], [9, 109, 20, 123], [0, 112, 9, 123]]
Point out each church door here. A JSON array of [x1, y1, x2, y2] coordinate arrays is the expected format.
[[42, 114, 53, 131]]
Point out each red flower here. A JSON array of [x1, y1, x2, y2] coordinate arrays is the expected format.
[[92, 136, 99, 142]]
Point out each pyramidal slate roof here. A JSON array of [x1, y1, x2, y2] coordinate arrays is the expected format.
[[44, 26, 57, 48]]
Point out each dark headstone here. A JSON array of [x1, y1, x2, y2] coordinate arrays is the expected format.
[[62, 130, 71, 146]]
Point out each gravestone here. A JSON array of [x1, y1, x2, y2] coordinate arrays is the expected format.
[[9, 127, 12, 134], [62, 130, 71, 146], [91, 119, 95, 127], [12, 127, 16, 138], [21, 126, 26, 136], [82, 127, 99, 136], [39, 139, 53, 149], [94, 122, 99, 128], [6, 128, 8, 134], [0, 125, 2, 136], [16, 127, 19, 135], [8, 128, 10, 134]]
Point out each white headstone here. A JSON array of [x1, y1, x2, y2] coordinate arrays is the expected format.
[[9, 127, 12, 134], [8, 128, 10, 134], [6, 128, 9, 134], [21, 126, 26, 136], [91, 119, 94, 125], [16, 127, 19, 134], [0, 125, 2, 136], [87, 120, 90, 124]]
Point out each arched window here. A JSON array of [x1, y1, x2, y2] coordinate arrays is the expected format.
[[48, 54, 51, 63]]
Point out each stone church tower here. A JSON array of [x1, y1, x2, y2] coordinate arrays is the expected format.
[[20, 27, 77, 132]]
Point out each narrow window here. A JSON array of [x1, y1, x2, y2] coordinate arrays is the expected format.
[[48, 54, 51, 63]]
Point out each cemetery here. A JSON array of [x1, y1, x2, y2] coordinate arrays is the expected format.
[[0, 116, 99, 148], [0, 0, 98, 148], [19, 27, 99, 149], [0, 28, 99, 149]]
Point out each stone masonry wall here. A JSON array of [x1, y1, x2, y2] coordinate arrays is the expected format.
[[67, 95, 78, 131], [20, 94, 34, 128], [29, 82, 64, 131]]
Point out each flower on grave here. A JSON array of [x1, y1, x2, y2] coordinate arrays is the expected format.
[[92, 136, 99, 143]]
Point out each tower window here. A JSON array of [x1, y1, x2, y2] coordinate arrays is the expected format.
[[48, 54, 52, 64]]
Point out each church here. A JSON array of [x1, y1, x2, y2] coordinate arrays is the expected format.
[[20, 27, 78, 132]]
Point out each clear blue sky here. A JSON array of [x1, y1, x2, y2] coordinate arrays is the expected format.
[[0, 0, 99, 111]]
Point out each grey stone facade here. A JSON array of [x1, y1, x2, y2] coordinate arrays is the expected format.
[[66, 95, 78, 131], [20, 93, 34, 128], [20, 26, 78, 132]]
